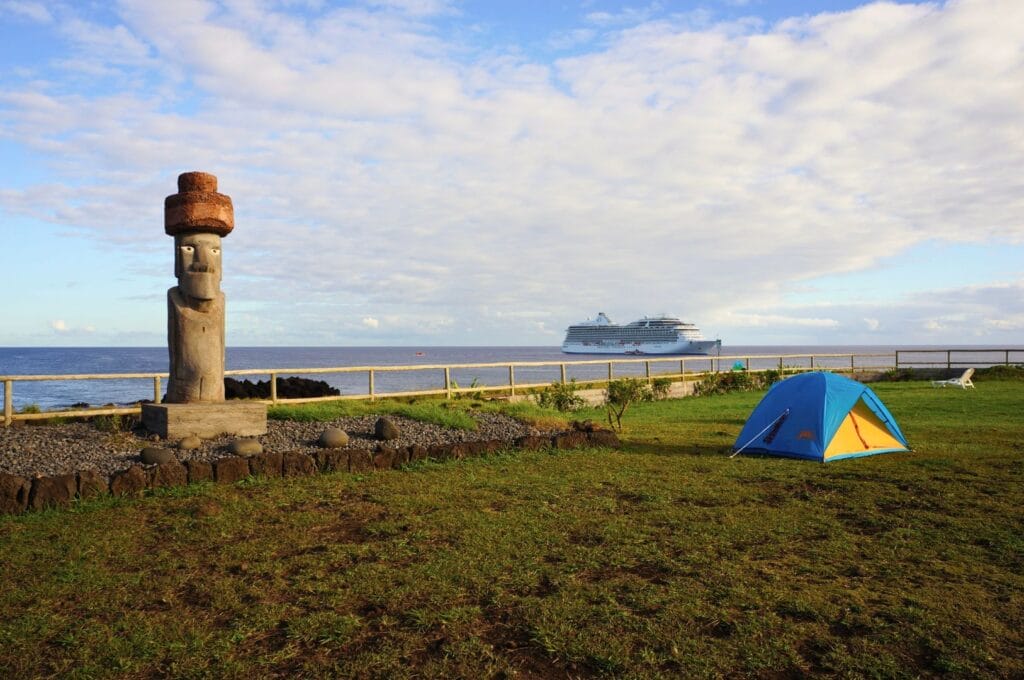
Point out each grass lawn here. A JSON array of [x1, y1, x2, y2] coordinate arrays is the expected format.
[[1, 379, 1022, 678]]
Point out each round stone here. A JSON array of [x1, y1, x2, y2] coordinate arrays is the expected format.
[[140, 447, 177, 465], [228, 438, 263, 457], [375, 417, 400, 441], [178, 435, 202, 451], [318, 427, 349, 449]]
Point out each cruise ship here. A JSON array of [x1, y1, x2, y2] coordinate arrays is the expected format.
[[561, 313, 721, 355]]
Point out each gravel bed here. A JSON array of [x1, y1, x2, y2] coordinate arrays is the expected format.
[[0, 413, 541, 479]]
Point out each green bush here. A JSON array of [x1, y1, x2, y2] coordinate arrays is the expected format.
[[537, 379, 586, 412], [651, 377, 672, 400], [694, 369, 782, 396]]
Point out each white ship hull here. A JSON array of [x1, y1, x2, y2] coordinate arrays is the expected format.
[[561, 338, 721, 355], [561, 312, 720, 355]]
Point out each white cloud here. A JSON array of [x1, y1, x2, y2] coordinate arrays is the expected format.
[[50, 319, 68, 332], [2, 0, 1023, 345], [362, 316, 380, 329], [1, 1, 52, 23]]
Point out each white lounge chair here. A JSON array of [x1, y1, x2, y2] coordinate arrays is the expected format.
[[931, 368, 975, 389]]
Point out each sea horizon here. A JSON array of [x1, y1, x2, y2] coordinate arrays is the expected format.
[[2, 344, 1021, 412]]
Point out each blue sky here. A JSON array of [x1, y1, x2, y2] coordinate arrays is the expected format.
[[1, 0, 1022, 347]]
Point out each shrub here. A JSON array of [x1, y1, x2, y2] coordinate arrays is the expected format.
[[651, 377, 672, 400], [694, 369, 782, 396], [537, 379, 586, 412], [93, 414, 125, 432], [604, 378, 654, 431]]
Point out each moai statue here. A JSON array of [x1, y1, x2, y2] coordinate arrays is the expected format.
[[164, 172, 233, 402], [142, 172, 266, 439]]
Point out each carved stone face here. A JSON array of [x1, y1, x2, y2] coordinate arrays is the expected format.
[[174, 232, 222, 301]]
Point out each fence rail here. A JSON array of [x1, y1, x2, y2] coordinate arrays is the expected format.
[[2, 349, 1020, 427]]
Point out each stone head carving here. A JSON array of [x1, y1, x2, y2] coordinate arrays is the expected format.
[[174, 232, 222, 301], [165, 171, 233, 304]]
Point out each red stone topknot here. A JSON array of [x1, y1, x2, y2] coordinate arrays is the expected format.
[[164, 171, 234, 237]]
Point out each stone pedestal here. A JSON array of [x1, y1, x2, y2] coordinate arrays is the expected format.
[[142, 402, 267, 440]]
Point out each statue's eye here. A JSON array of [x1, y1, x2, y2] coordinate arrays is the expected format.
[[211, 248, 220, 255], [182, 245, 195, 253]]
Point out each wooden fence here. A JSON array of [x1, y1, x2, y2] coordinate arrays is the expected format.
[[2, 348, 1019, 427]]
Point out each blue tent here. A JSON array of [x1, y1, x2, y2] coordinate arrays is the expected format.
[[733, 372, 910, 462]]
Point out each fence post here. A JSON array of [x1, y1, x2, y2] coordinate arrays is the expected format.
[[850, 355, 855, 372], [1006, 350, 1010, 366], [778, 357, 783, 371], [645, 361, 651, 383], [745, 357, 750, 370], [560, 364, 566, 385], [270, 372, 278, 403], [153, 376, 162, 404], [895, 351, 900, 369], [608, 362, 613, 381], [3, 380, 11, 428], [369, 369, 375, 402], [947, 350, 951, 370], [508, 365, 515, 397], [679, 360, 684, 376], [444, 367, 452, 399], [810, 355, 814, 369]]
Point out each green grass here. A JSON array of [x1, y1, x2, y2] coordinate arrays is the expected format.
[[2, 378, 1022, 677]]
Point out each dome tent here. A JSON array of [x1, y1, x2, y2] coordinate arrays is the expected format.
[[733, 372, 910, 462]]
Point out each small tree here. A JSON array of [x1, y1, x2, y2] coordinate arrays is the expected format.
[[604, 378, 654, 431]]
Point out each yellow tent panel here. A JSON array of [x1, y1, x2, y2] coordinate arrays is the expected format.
[[824, 400, 906, 460]]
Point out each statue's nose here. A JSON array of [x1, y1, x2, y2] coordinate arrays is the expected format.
[[194, 247, 212, 268]]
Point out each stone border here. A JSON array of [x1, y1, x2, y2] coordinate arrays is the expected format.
[[0, 428, 621, 516]]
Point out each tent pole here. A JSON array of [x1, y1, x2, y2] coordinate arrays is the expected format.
[[730, 409, 790, 459]]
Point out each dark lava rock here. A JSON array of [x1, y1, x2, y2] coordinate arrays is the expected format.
[[348, 448, 373, 473], [110, 465, 147, 497], [77, 469, 109, 499], [178, 435, 202, 451], [515, 435, 552, 451], [225, 376, 340, 400], [282, 451, 316, 477], [374, 417, 400, 441], [149, 461, 187, 488], [572, 420, 600, 432], [185, 460, 213, 484], [249, 451, 283, 478], [313, 448, 348, 472], [318, 427, 349, 449], [408, 444, 428, 462], [140, 447, 177, 465], [373, 447, 396, 470], [214, 456, 250, 483], [427, 443, 455, 461], [587, 430, 622, 448], [553, 431, 588, 450], [29, 474, 78, 510], [0, 473, 31, 514]]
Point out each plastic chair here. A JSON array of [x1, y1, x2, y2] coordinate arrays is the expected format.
[[931, 368, 975, 389]]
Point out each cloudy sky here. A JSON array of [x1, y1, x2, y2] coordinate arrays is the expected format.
[[1, 0, 1022, 347]]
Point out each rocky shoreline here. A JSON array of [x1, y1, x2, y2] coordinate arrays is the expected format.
[[0, 412, 621, 515]]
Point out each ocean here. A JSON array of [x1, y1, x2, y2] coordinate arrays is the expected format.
[[1, 345, 1021, 411]]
